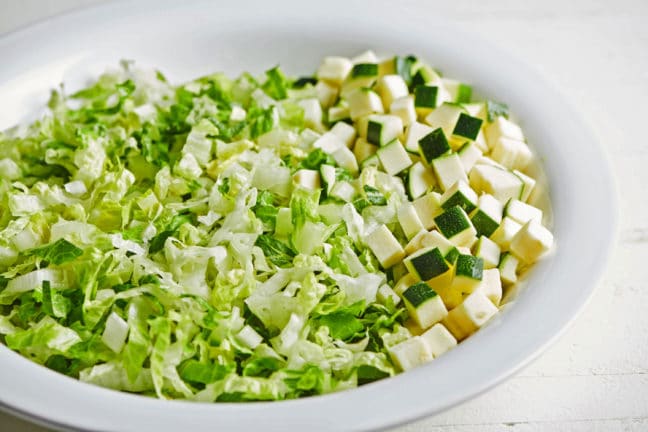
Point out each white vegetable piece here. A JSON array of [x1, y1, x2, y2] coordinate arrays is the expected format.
[[317, 56, 353, 85], [0, 158, 21, 180], [403, 121, 434, 153], [377, 140, 412, 176], [412, 192, 442, 230], [101, 312, 129, 353], [431, 153, 468, 191], [490, 216, 522, 250], [313, 132, 345, 153], [376, 75, 410, 108], [64, 180, 88, 195], [457, 141, 483, 173], [408, 161, 437, 199], [476, 268, 503, 306], [388, 336, 433, 371], [330, 122, 357, 148], [390, 96, 417, 127], [353, 137, 378, 163], [402, 283, 449, 329], [329, 181, 356, 202], [513, 169, 536, 202], [298, 98, 324, 130], [364, 224, 406, 268], [404, 229, 454, 255], [315, 80, 338, 108], [332, 146, 359, 174], [491, 137, 533, 170], [443, 290, 499, 341], [420, 323, 457, 357], [377, 284, 401, 305], [485, 116, 525, 148], [424, 103, 464, 138], [347, 88, 384, 120], [351, 50, 379, 64], [292, 169, 321, 190], [473, 235, 501, 269], [505, 199, 543, 225], [398, 202, 425, 240], [499, 252, 519, 285], [236, 325, 264, 350], [469, 164, 523, 204], [510, 220, 554, 264]]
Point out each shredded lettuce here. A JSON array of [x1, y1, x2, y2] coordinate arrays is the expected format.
[[0, 61, 411, 402]]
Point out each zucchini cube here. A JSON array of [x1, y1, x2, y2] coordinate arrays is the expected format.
[[328, 104, 350, 123], [394, 273, 419, 296], [377, 283, 401, 306], [444, 247, 460, 265], [407, 161, 437, 200], [510, 220, 554, 264], [469, 164, 524, 204], [404, 229, 454, 256], [412, 192, 442, 230], [404, 121, 434, 153], [452, 112, 483, 140], [366, 114, 404, 146], [404, 247, 451, 283], [402, 282, 449, 329], [390, 96, 417, 127], [292, 169, 321, 190], [434, 206, 477, 247], [485, 116, 525, 149], [424, 102, 464, 137], [329, 181, 356, 202], [317, 56, 353, 86], [298, 98, 324, 130], [470, 193, 503, 237], [504, 199, 543, 225], [476, 268, 503, 306], [491, 137, 533, 170], [420, 323, 457, 357], [330, 122, 357, 148], [353, 137, 378, 163], [350, 63, 379, 78], [377, 140, 412, 176], [442, 290, 499, 341], [341, 63, 379, 96], [376, 75, 409, 108], [388, 336, 433, 371], [498, 252, 519, 285], [313, 132, 345, 154], [513, 169, 536, 202], [347, 88, 384, 120], [398, 202, 426, 240], [431, 153, 468, 191], [365, 224, 406, 268], [453, 254, 484, 294], [457, 141, 483, 173], [331, 146, 359, 174], [414, 85, 439, 114], [473, 235, 501, 269], [315, 80, 338, 109], [418, 128, 451, 164], [443, 79, 472, 104], [440, 180, 478, 213], [490, 216, 522, 250]]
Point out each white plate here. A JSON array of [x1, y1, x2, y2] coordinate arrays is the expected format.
[[0, 1, 616, 431]]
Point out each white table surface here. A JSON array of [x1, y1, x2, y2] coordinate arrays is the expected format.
[[1, 1, 646, 431]]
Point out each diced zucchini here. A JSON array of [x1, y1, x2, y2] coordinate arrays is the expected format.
[[332, 146, 359, 174], [328, 104, 350, 123], [513, 169, 536, 203], [377, 283, 401, 306], [347, 88, 384, 120], [504, 199, 543, 225], [442, 290, 498, 341], [476, 268, 502, 306], [440, 180, 478, 213], [388, 336, 432, 371], [366, 114, 404, 146], [442, 79, 472, 104], [420, 323, 457, 357], [350, 63, 379, 78], [457, 141, 483, 173], [390, 96, 417, 127], [490, 216, 522, 250], [353, 137, 378, 163], [293, 169, 321, 190], [402, 282, 448, 329], [485, 116, 525, 149], [329, 181, 356, 202], [418, 128, 451, 164], [404, 229, 454, 256], [491, 137, 533, 170], [313, 132, 345, 153], [330, 121, 357, 148], [394, 273, 419, 295], [434, 206, 477, 247], [452, 112, 483, 141], [469, 193, 503, 237], [361, 154, 381, 169], [431, 153, 468, 191], [376, 75, 410, 108], [404, 247, 452, 285], [412, 192, 442, 230], [510, 220, 554, 264], [317, 56, 353, 86], [469, 164, 524, 203], [463, 102, 487, 121], [407, 162, 436, 199], [424, 102, 464, 138], [404, 121, 434, 153], [444, 246, 460, 265], [473, 235, 501, 269], [351, 50, 379, 64], [414, 85, 439, 115], [315, 80, 338, 109], [398, 202, 425, 240], [341, 63, 379, 96], [376, 140, 412, 176], [498, 252, 519, 285], [365, 224, 406, 268], [453, 254, 484, 294]]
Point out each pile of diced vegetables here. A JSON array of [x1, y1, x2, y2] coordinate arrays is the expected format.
[[0, 51, 553, 401]]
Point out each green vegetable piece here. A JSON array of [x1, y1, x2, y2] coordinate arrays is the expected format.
[[418, 128, 450, 163], [453, 113, 483, 140], [28, 239, 83, 265], [254, 235, 296, 267], [414, 85, 438, 109], [402, 282, 438, 307], [486, 100, 509, 122]]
